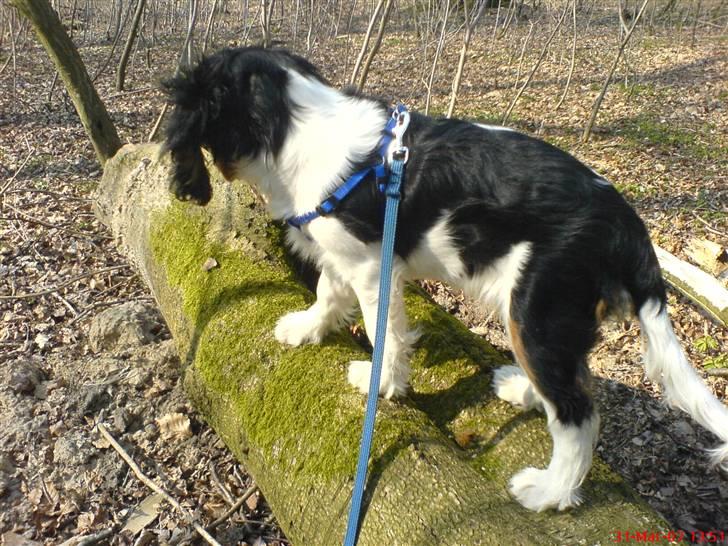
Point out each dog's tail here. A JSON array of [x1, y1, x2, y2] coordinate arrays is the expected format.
[[623, 232, 728, 470]]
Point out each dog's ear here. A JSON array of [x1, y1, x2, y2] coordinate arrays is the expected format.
[[168, 145, 212, 205], [246, 67, 290, 158], [161, 60, 224, 205]]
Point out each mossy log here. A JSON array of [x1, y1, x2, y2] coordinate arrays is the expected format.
[[95, 143, 671, 545]]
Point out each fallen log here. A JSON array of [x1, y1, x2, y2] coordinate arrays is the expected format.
[[653, 244, 728, 327], [95, 143, 670, 545]]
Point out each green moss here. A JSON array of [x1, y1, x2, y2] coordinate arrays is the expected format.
[[150, 201, 441, 483]]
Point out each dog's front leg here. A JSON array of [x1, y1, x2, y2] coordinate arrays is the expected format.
[[275, 266, 357, 346], [347, 265, 415, 399]]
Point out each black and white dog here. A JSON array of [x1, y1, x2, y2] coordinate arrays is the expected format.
[[163, 46, 728, 512]]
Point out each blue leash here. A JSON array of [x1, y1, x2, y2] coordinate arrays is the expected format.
[[343, 108, 410, 546]]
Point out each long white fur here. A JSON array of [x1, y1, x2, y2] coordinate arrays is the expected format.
[[639, 298, 728, 470], [509, 408, 600, 511], [493, 365, 544, 411]]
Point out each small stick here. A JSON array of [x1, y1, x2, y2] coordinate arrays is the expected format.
[[0, 265, 130, 301], [96, 415, 222, 546], [0, 148, 36, 197], [706, 368, 728, 378], [206, 484, 258, 531], [692, 210, 728, 238], [58, 527, 116, 546], [51, 291, 78, 316], [209, 461, 236, 505]]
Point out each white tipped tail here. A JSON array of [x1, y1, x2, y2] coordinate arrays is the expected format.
[[639, 298, 728, 471]]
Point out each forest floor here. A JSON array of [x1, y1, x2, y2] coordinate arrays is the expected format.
[[1, 6, 727, 545]]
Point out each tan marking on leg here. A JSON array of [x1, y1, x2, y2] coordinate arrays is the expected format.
[[508, 318, 537, 386]]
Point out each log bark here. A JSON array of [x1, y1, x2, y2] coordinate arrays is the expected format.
[[95, 143, 671, 545], [11, 0, 122, 166]]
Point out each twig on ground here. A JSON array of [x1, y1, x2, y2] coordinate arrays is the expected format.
[[206, 484, 258, 531], [57, 527, 117, 546], [106, 85, 157, 99], [3, 203, 70, 229], [4, 188, 91, 202], [0, 148, 37, 197], [706, 368, 728, 378], [51, 291, 78, 316], [70, 296, 154, 325], [0, 265, 130, 301], [95, 413, 222, 546], [692, 211, 728, 238], [209, 461, 236, 505]]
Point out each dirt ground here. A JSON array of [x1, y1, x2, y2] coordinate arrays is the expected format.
[[1, 3, 727, 544]]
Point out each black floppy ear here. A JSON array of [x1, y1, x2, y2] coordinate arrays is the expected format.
[[161, 65, 218, 205], [169, 145, 212, 205], [247, 69, 291, 157]]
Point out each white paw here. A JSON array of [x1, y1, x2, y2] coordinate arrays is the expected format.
[[347, 360, 407, 399], [274, 310, 323, 346], [492, 365, 542, 411], [509, 467, 582, 512]]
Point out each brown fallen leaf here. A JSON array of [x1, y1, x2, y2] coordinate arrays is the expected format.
[[453, 430, 477, 449], [245, 491, 259, 512], [1, 532, 42, 546], [121, 493, 163, 535], [156, 413, 192, 441]]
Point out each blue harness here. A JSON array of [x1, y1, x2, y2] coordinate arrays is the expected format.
[[286, 104, 408, 229]]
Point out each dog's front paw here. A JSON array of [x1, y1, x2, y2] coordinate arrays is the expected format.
[[347, 360, 407, 399], [509, 467, 582, 512], [274, 310, 323, 346]]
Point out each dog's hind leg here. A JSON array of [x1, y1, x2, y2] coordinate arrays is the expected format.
[[505, 280, 601, 512], [275, 266, 357, 346], [347, 263, 416, 399]]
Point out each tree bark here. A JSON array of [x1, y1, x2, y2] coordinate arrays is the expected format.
[[11, 0, 122, 166], [94, 143, 672, 545]]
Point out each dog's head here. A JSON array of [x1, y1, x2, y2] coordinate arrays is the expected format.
[[161, 47, 324, 205]]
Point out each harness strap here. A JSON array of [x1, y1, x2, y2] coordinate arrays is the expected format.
[[286, 105, 407, 229]]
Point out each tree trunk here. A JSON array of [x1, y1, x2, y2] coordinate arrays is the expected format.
[[116, 0, 146, 91], [94, 143, 671, 545], [11, 0, 122, 166]]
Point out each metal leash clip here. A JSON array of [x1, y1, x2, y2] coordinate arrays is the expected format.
[[389, 109, 410, 164]]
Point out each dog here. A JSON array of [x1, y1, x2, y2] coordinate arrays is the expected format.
[[162, 46, 728, 512]]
